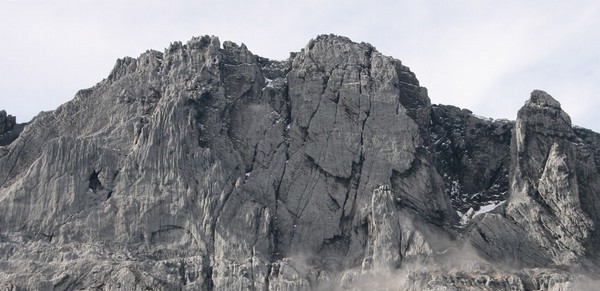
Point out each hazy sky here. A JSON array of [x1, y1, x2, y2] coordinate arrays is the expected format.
[[1, 1, 599, 131]]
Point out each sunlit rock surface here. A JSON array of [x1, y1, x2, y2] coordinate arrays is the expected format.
[[1, 35, 600, 290]]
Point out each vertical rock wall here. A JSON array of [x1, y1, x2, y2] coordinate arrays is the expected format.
[[1, 35, 600, 290]]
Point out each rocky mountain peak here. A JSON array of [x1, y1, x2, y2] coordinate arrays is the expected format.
[[0, 110, 24, 146], [2, 35, 600, 290], [517, 90, 573, 136], [0, 110, 15, 135], [526, 89, 562, 109], [305, 34, 366, 51]]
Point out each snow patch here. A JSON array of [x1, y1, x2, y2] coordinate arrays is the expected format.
[[457, 200, 506, 226], [474, 201, 504, 216], [262, 77, 274, 90]]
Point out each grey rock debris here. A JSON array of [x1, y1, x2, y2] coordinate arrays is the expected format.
[[1, 35, 600, 290]]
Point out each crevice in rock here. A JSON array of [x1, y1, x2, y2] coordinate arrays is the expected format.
[[272, 85, 292, 260], [88, 170, 104, 192], [340, 160, 362, 235], [327, 194, 342, 212], [321, 73, 330, 95], [477, 228, 490, 244], [300, 91, 323, 142], [272, 156, 287, 259], [186, 91, 215, 148], [178, 260, 187, 285], [41, 232, 53, 243], [203, 254, 214, 290], [264, 263, 272, 289], [150, 225, 184, 240]]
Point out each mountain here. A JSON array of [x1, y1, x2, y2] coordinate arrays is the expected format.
[[1, 34, 600, 290]]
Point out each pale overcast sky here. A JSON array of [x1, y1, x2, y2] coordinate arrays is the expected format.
[[1, 1, 599, 131]]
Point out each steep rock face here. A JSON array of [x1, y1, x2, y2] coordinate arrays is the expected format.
[[429, 105, 512, 217], [0, 35, 456, 289], [470, 90, 600, 269], [1, 35, 600, 290]]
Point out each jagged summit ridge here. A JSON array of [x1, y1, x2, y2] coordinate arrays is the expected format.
[[517, 89, 574, 139], [527, 89, 562, 109], [1, 35, 600, 290]]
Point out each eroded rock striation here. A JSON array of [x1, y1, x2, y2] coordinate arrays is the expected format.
[[1, 35, 600, 290]]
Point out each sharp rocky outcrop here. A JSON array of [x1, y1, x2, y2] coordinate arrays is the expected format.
[[0, 110, 24, 147], [1, 34, 600, 290]]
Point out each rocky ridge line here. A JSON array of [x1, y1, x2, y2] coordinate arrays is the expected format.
[[1, 35, 600, 290]]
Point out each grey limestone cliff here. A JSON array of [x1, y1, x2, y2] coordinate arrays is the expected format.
[[470, 91, 600, 270], [1, 35, 600, 290]]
